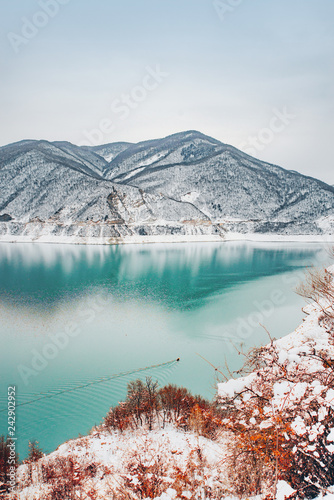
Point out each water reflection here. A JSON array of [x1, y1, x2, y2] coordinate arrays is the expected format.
[[0, 242, 323, 312]]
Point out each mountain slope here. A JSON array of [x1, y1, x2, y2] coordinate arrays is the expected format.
[[0, 131, 333, 244], [83, 142, 132, 163], [106, 132, 334, 234], [103, 131, 222, 180]]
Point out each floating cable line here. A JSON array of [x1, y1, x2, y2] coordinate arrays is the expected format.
[[0, 358, 180, 413]]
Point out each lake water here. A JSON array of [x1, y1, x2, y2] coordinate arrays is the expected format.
[[0, 241, 332, 459]]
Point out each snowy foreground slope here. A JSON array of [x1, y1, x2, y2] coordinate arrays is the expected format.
[[9, 427, 228, 499], [217, 266, 334, 499], [7, 269, 334, 499], [0, 131, 334, 244]]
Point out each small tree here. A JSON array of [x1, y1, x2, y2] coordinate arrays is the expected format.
[[27, 441, 44, 463], [158, 384, 189, 426], [143, 377, 159, 431], [24, 440, 44, 486], [126, 379, 146, 427]]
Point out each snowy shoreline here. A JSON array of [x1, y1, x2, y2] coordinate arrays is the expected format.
[[1, 231, 334, 246]]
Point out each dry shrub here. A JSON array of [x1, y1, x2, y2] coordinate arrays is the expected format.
[[221, 341, 334, 499], [297, 267, 334, 322], [104, 403, 133, 433], [226, 415, 292, 498], [122, 446, 226, 500], [170, 449, 226, 500], [40, 456, 100, 500], [123, 450, 168, 499], [187, 402, 222, 438]]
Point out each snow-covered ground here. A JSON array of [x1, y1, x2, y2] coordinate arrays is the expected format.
[[217, 265, 334, 499], [1, 225, 334, 245], [9, 426, 228, 499]]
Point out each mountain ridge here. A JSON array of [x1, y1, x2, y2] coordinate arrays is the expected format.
[[0, 131, 333, 244]]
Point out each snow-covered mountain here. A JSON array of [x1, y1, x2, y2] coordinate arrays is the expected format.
[[0, 131, 333, 244]]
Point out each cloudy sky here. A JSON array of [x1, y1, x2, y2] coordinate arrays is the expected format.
[[1, 0, 333, 183]]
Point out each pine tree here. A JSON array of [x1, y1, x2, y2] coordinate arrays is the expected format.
[[27, 441, 44, 462]]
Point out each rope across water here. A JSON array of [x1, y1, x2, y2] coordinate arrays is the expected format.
[[0, 358, 180, 413]]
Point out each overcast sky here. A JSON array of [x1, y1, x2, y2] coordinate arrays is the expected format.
[[0, 0, 333, 183]]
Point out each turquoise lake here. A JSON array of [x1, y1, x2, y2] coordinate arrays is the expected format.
[[0, 241, 332, 459]]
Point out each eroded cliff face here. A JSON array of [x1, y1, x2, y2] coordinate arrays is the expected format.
[[0, 131, 333, 244]]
